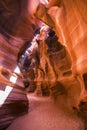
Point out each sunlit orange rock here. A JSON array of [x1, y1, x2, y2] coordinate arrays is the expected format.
[[34, 0, 87, 118], [0, 0, 87, 129]]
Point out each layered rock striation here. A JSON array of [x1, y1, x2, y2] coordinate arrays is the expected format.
[[0, 0, 40, 129], [34, 0, 87, 128], [0, 0, 87, 129]]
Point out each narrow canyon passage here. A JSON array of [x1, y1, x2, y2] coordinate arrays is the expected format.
[[7, 93, 84, 130], [0, 0, 87, 130]]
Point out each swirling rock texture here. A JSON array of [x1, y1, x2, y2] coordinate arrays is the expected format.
[[34, 0, 87, 129], [0, 0, 87, 129], [0, 0, 40, 129]]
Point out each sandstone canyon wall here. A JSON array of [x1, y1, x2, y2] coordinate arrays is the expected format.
[[0, 0, 87, 129], [47, 0, 87, 107], [34, 0, 87, 127], [0, 0, 40, 129]]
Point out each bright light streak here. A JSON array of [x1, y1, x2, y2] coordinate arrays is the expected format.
[[40, 0, 49, 5], [0, 66, 20, 107], [14, 66, 20, 74]]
